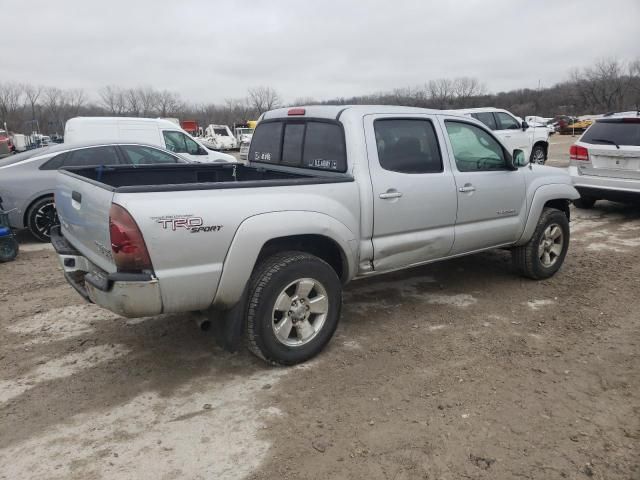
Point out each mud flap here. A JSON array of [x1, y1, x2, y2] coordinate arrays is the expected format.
[[209, 290, 248, 352]]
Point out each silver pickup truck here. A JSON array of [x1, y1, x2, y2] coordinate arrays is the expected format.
[[53, 105, 579, 365]]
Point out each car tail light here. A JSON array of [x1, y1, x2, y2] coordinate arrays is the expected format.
[[622, 118, 640, 123], [109, 203, 152, 271], [569, 144, 589, 161], [288, 108, 305, 116]]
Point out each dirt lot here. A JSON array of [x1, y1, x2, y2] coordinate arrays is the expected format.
[[1, 138, 638, 479]]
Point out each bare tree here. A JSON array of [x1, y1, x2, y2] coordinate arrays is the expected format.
[[125, 88, 141, 116], [23, 84, 44, 124], [453, 77, 485, 103], [65, 88, 86, 116], [137, 86, 159, 116], [248, 86, 281, 115], [0, 82, 24, 129], [99, 85, 126, 115], [156, 90, 183, 117], [427, 78, 455, 109]]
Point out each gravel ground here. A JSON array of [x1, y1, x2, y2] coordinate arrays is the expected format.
[[1, 136, 638, 479]]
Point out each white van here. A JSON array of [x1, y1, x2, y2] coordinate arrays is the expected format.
[[64, 117, 235, 163]]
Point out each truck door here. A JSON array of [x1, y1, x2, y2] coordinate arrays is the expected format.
[[439, 117, 526, 254], [365, 114, 458, 272], [494, 111, 531, 159]]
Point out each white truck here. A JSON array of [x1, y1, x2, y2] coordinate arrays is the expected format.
[[454, 107, 551, 164], [52, 105, 578, 365]]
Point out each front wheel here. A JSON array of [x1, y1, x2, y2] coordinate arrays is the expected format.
[[530, 144, 546, 165], [246, 251, 342, 365], [512, 208, 570, 280]]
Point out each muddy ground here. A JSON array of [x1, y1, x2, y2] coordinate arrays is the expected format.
[[0, 135, 638, 479]]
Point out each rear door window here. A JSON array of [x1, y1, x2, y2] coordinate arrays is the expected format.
[[63, 146, 121, 167], [471, 112, 498, 130], [581, 120, 640, 146], [249, 120, 347, 172], [373, 119, 443, 174], [120, 145, 183, 165], [40, 153, 68, 170]]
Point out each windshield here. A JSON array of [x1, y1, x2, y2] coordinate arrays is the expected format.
[[213, 128, 228, 136], [582, 120, 640, 147]]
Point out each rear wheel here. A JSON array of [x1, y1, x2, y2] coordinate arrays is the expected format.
[[512, 208, 570, 280], [246, 251, 342, 365], [573, 196, 597, 209], [27, 196, 58, 242]]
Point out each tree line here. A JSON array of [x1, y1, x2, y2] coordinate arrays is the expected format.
[[1, 58, 638, 135]]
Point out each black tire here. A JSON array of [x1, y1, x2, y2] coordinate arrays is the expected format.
[[246, 251, 342, 365], [26, 196, 58, 242], [573, 196, 597, 209], [530, 144, 546, 165], [512, 208, 570, 280], [0, 237, 19, 262]]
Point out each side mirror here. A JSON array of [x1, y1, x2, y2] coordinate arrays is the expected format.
[[513, 149, 529, 167], [521, 121, 529, 131]]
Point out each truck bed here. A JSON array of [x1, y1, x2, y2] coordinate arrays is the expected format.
[[61, 163, 353, 193]]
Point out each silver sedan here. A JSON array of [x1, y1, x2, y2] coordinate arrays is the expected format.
[[0, 141, 188, 241]]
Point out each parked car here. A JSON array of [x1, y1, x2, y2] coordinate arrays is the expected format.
[[64, 117, 236, 164], [0, 141, 189, 241], [569, 112, 640, 208], [52, 105, 578, 365], [454, 107, 550, 164]]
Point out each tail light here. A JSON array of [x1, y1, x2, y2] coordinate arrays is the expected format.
[[109, 203, 152, 272], [569, 145, 589, 161], [288, 108, 305, 116]]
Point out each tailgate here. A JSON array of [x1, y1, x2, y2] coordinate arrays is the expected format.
[[55, 171, 117, 273], [581, 146, 640, 180]]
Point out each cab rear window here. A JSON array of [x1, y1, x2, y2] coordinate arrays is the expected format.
[[249, 120, 347, 172]]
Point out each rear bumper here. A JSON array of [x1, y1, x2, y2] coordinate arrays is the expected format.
[[51, 226, 163, 317], [569, 166, 640, 200]]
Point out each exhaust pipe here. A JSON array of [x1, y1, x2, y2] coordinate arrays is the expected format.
[[193, 312, 212, 331]]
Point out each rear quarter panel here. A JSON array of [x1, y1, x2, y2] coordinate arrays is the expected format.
[[114, 180, 360, 313]]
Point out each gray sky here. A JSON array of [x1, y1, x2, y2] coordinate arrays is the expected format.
[[3, 0, 639, 103]]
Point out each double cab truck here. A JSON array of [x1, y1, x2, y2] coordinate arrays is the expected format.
[[53, 105, 579, 365]]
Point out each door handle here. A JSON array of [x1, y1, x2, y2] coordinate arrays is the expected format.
[[379, 190, 403, 200], [458, 184, 476, 193], [72, 191, 82, 203]]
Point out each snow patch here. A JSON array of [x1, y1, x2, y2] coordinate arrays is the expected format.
[[417, 293, 478, 308], [0, 368, 289, 480], [8, 304, 120, 344], [526, 299, 555, 310], [0, 344, 130, 403]]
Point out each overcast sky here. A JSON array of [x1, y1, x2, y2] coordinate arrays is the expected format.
[[3, 0, 639, 104]]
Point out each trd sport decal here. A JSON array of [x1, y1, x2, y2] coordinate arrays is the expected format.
[[152, 214, 222, 233]]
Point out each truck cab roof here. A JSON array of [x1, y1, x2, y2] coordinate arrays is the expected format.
[[262, 105, 468, 122]]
